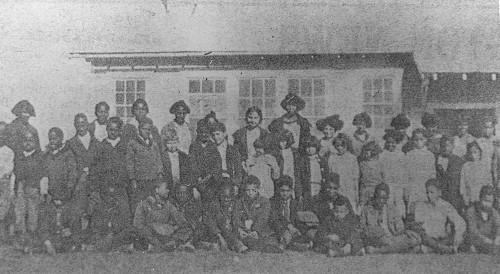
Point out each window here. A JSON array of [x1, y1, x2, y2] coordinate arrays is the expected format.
[[115, 80, 145, 118], [238, 78, 276, 126], [362, 77, 395, 128], [188, 78, 227, 124], [288, 78, 326, 121]]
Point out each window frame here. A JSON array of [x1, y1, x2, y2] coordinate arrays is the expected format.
[[287, 77, 326, 121], [115, 79, 146, 118], [188, 77, 227, 120], [362, 76, 396, 129]]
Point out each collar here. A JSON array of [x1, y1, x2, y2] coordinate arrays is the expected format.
[[168, 151, 179, 157], [51, 144, 67, 155], [106, 137, 121, 147], [308, 154, 320, 161], [95, 119, 107, 126], [218, 140, 228, 149], [78, 132, 90, 140], [23, 149, 36, 157]]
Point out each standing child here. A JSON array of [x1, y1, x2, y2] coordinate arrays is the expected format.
[[421, 112, 442, 155], [453, 118, 475, 158], [0, 122, 15, 238], [460, 141, 493, 207], [5, 100, 40, 157], [351, 112, 374, 157], [328, 134, 360, 214], [405, 128, 436, 211], [358, 141, 384, 209], [316, 115, 344, 158], [436, 135, 465, 213], [270, 129, 300, 199], [88, 102, 110, 142], [297, 135, 325, 206], [244, 137, 279, 199], [164, 100, 192, 155], [161, 128, 191, 190], [390, 113, 412, 153]]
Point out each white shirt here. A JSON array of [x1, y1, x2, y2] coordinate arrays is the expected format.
[[23, 150, 36, 158], [78, 132, 91, 150], [0, 146, 14, 179], [246, 127, 261, 158], [283, 121, 300, 149], [168, 121, 191, 155], [309, 155, 322, 183], [218, 141, 228, 171], [414, 199, 466, 239], [107, 137, 121, 148], [168, 151, 180, 181], [281, 148, 295, 185], [94, 120, 108, 142]]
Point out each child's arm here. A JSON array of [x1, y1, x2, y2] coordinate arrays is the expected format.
[[268, 155, 280, 180]]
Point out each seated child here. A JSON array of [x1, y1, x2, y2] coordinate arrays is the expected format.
[[465, 185, 500, 255], [269, 176, 310, 251], [205, 179, 248, 253], [409, 179, 466, 254], [360, 183, 421, 254], [133, 180, 192, 252], [313, 196, 363, 257], [233, 175, 282, 253], [311, 173, 352, 223]]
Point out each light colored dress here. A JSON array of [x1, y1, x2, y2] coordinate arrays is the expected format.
[[460, 160, 493, 205], [379, 150, 408, 217], [452, 133, 475, 158], [245, 154, 280, 199], [328, 152, 360, 214]]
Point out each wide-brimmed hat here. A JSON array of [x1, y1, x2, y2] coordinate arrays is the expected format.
[[169, 100, 191, 115], [12, 100, 36, 117], [280, 93, 305, 111]]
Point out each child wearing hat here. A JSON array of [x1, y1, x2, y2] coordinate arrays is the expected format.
[[269, 94, 311, 151], [163, 100, 192, 155], [351, 112, 374, 157], [316, 115, 344, 158], [244, 137, 279, 199]]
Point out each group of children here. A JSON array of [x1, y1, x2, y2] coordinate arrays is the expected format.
[[0, 94, 500, 258]]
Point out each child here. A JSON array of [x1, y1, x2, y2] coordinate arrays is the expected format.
[[160, 128, 191, 190], [453, 118, 475, 158], [405, 128, 436, 211], [351, 112, 374, 157], [311, 173, 352, 224], [328, 134, 359, 214], [189, 124, 218, 200], [390, 113, 411, 153], [409, 179, 466, 254], [270, 129, 300, 199], [123, 99, 161, 148], [14, 128, 48, 235], [476, 116, 496, 168], [89, 101, 110, 142], [360, 183, 421, 254], [314, 196, 363, 257], [421, 112, 442, 155], [244, 137, 279, 199], [164, 100, 192, 155], [233, 106, 270, 161], [5, 100, 40, 156], [460, 141, 493, 207], [0, 122, 15, 238], [316, 115, 344, 158], [379, 129, 407, 218], [358, 141, 384, 208], [233, 175, 282, 253], [126, 117, 164, 215], [297, 135, 325, 206], [436, 135, 465, 212], [269, 176, 309, 251]]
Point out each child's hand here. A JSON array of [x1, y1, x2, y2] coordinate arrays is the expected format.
[[249, 231, 259, 239]]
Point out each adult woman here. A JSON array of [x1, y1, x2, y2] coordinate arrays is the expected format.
[[233, 106, 270, 160], [6, 100, 40, 155], [163, 100, 192, 155]]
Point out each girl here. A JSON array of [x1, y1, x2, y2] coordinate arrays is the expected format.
[[89, 101, 110, 142], [270, 129, 300, 199], [316, 115, 344, 158], [351, 112, 374, 157], [452, 118, 475, 158], [328, 134, 360, 214], [244, 137, 280, 199], [358, 141, 384, 208], [390, 113, 411, 153], [297, 135, 325, 207], [233, 106, 270, 161], [460, 141, 493, 206]]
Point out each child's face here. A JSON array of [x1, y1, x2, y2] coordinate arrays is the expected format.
[[484, 122, 494, 138], [212, 131, 226, 145], [138, 123, 152, 140], [220, 187, 234, 206], [18, 106, 31, 121], [175, 185, 190, 203], [279, 185, 293, 200], [245, 184, 259, 199], [334, 144, 347, 155], [246, 111, 261, 128], [385, 137, 397, 152], [356, 122, 366, 131], [374, 190, 389, 208], [22, 134, 37, 152], [470, 146, 481, 161], [442, 140, 454, 156], [156, 183, 170, 198], [96, 105, 109, 123], [333, 204, 349, 220], [48, 131, 63, 150], [279, 141, 287, 150], [165, 140, 179, 153], [134, 103, 148, 120], [413, 133, 426, 149], [480, 194, 494, 209], [174, 106, 188, 124], [107, 122, 122, 140], [74, 117, 89, 136], [323, 125, 336, 139], [426, 185, 441, 204], [325, 182, 340, 199], [458, 124, 468, 136], [362, 150, 372, 160], [306, 146, 317, 156]]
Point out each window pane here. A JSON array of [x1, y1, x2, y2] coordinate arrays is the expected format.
[[265, 79, 276, 97], [265, 99, 276, 118], [314, 79, 325, 96], [374, 116, 384, 128], [126, 93, 135, 105], [252, 79, 263, 97], [364, 89, 372, 103], [384, 117, 392, 128], [373, 78, 382, 91], [215, 80, 226, 93], [189, 97, 201, 117], [314, 98, 325, 117], [126, 106, 133, 117], [137, 93, 145, 100], [116, 106, 125, 117], [363, 79, 372, 91], [373, 89, 383, 103], [301, 79, 312, 97], [116, 93, 124, 105], [202, 79, 214, 93], [384, 89, 393, 103], [383, 78, 393, 91], [363, 105, 373, 114], [189, 80, 200, 93], [288, 79, 299, 95], [216, 98, 227, 113], [126, 80, 135, 92], [384, 105, 394, 116], [302, 98, 313, 117], [116, 81, 124, 92], [251, 99, 263, 109], [239, 99, 251, 117], [137, 80, 145, 92], [239, 79, 250, 97], [374, 105, 383, 116]]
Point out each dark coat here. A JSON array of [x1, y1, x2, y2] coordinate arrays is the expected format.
[[270, 148, 301, 197], [45, 145, 78, 202], [89, 138, 129, 192], [311, 193, 352, 224], [205, 142, 243, 187], [161, 150, 192, 187], [14, 149, 46, 191], [268, 114, 311, 150], [233, 195, 273, 237], [296, 154, 328, 199], [67, 134, 100, 174], [269, 196, 306, 237], [436, 155, 465, 212], [232, 126, 270, 160]]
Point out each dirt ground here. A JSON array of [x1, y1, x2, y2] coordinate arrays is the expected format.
[[0, 246, 499, 274]]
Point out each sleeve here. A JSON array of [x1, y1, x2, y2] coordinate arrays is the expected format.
[[466, 205, 491, 244], [492, 209, 500, 238], [231, 149, 243, 187], [126, 141, 136, 180], [232, 200, 246, 231], [153, 143, 164, 175], [460, 165, 469, 204], [445, 202, 466, 240], [169, 204, 190, 229], [268, 201, 286, 236], [133, 201, 154, 239], [0, 149, 14, 178]]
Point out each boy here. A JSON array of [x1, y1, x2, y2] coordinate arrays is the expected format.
[[311, 173, 352, 223], [161, 128, 191, 190], [123, 99, 161, 148], [360, 183, 421, 254], [269, 176, 310, 251], [233, 175, 281, 253], [133, 180, 192, 252], [465, 185, 500, 255], [14, 128, 48, 235], [205, 179, 248, 253], [126, 117, 163, 214], [314, 197, 363, 257], [436, 135, 465, 212], [88, 101, 110, 142], [297, 135, 325, 205], [164, 100, 192, 155], [0, 122, 15, 239], [409, 179, 466, 254], [189, 124, 218, 200], [270, 129, 300, 199]]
